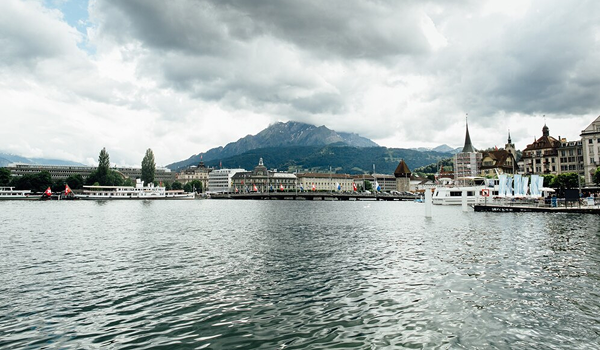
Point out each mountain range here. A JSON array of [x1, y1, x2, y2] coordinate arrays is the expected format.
[[167, 121, 453, 174], [2, 122, 455, 174], [0, 153, 85, 167], [412, 144, 461, 154], [168, 121, 378, 170]]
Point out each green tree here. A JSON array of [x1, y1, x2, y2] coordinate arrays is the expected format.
[[141, 148, 156, 184], [123, 178, 134, 187], [364, 180, 372, 191], [86, 148, 125, 186], [66, 174, 84, 190], [171, 181, 183, 190], [183, 183, 193, 193], [594, 167, 600, 185], [190, 180, 202, 193], [0, 167, 11, 186], [164, 181, 172, 191], [542, 174, 555, 187], [13, 171, 53, 192], [551, 173, 580, 190], [98, 147, 110, 177], [52, 179, 66, 192]]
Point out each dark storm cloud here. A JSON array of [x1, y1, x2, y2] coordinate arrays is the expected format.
[[91, 0, 431, 117], [207, 0, 430, 59], [96, 0, 429, 58], [88, 0, 600, 142]]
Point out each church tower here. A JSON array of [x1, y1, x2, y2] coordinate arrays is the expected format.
[[505, 130, 517, 160], [453, 118, 482, 180]]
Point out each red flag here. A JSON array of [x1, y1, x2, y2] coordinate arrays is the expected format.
[[312, 183, 316, 191], [44, 187, 52, 196], [65, 184, 72, 195], [253, 184, 258, 192], [280, 184, 284, 191], [235, 187, 239, 193], [241, 180, 245, 185], [353, 183, 357, 191]]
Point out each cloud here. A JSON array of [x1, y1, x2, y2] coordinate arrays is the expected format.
[[1, 0, 600, 167], [0, 0, 81, 66]]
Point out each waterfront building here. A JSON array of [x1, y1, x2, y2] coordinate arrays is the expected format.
[[373, 174, 397, 192], [411, 176, 435, 192], [176, 160, 212, 191], [208, 168, 246, 193], [454, 120, 481, 180], [479, 150, 516, 177], [299, 173, 354, 192], [231, 158, 297, 192], [581, 115, 600, 186], [6, 164, 176, 183], [521, 124, 561, 175], [351, 175, 374, 192], [557, 139, 584, 177]]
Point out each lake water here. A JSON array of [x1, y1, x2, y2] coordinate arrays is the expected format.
[[1, 200, 599, 349]]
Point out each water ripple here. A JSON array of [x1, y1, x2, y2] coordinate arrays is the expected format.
[[1, 201, 599, 349]]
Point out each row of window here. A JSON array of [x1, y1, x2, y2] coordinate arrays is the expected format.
[[560, 165, 583, 171], [560, 149, 582, 156], [559, 156, 584, 163]]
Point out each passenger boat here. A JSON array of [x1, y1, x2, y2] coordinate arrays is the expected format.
[[432, 175, 554, 206], [0, 187, 42, 200], [75, 179, 195, 200], [432, 177, 496, 205]]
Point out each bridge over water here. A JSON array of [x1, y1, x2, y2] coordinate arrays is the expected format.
[[209, 192, 418, 201]]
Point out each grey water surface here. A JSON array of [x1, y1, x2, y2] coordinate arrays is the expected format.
[[1, 200, 599, 349]]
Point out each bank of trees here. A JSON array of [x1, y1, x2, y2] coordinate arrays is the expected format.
[[0, 148, 163, 192]]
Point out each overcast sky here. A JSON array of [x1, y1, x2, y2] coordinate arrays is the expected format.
[[2, 0, 600, 167]]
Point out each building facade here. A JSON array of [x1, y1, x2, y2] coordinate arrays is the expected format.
[[176, 161, 212, 191], [6, 164, 176, 183], [557, 140, 584, 176], [299, 173, 354, 192], [581, 116, 600, 186], [208, 168, 245, 193], [479, 150, 516, 177], [521, 124, 561, 175], [231, 158, 297, 192]]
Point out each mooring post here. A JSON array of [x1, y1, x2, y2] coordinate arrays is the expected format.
[[425, 189, 432, 218]]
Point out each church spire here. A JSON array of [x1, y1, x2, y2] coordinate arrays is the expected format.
[[461, 117, 476, 153], [508, 130, 512, 144]]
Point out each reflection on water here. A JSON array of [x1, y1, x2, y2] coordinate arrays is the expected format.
[[1, 200, 599, 349]]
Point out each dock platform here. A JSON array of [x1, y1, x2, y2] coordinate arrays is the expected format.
[[473, 204, 600, 214]]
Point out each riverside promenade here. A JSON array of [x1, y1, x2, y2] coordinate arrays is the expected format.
[[210, 192, 418, 201]]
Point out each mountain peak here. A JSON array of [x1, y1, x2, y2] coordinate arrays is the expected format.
[[167, 121, 378, 170]]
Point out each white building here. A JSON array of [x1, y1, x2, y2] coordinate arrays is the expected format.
[[208, 168, 245, 193], [454, 121, 481, 180], [581, 115, 600, 186], [297, 173, 354, 191]]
